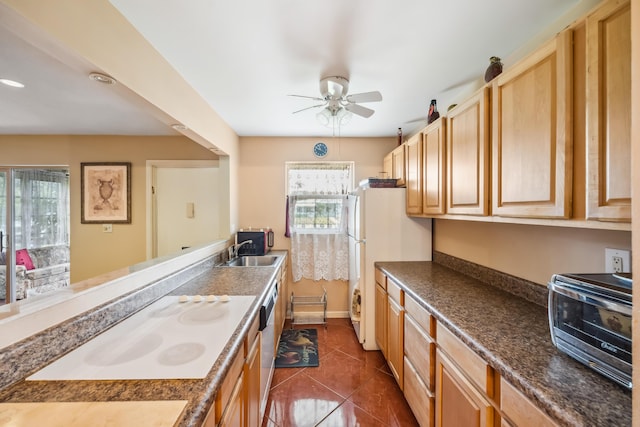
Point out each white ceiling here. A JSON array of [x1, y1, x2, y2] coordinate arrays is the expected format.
[[1, 0, 596, 139]]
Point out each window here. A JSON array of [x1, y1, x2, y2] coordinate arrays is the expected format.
[[286, 162, 354, 233], [285, 162, 353, 282], [0, 169, 69, 249]]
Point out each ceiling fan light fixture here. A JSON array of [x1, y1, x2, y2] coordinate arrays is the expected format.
[[316, 108, 332, 127], [336, 108, 352, 126], [316, 106, 353, 129]]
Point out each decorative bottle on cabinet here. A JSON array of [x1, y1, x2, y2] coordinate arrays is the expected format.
[[427, 99, 440, 124], [484, 56, 503, 83], [397, 128, 403, 146]]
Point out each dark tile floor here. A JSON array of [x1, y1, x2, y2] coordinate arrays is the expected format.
[[262, 318, 419, 427]]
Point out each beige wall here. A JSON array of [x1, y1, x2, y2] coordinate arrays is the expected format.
[[0, 135, 218, 282], [434, 220, 631, 286], [238, 136, 397, 314]]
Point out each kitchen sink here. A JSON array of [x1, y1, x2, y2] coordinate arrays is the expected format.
[[226, 255, 278, 267]]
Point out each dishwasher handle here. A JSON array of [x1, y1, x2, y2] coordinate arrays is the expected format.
[[259, 284, 278, 331]]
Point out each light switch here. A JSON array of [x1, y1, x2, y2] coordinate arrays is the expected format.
[[186, 202, 195, 218]]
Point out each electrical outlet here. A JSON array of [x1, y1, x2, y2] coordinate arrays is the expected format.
[[612, 256, 623, 273], [605, 248, 631, 273]]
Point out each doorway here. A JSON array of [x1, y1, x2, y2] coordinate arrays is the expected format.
[[0, 167, 70, 304], [147, 161, 222, 259]]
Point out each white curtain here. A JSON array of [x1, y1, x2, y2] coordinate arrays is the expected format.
[[289, 195, 349, 282], [15, 169, 70, 249]]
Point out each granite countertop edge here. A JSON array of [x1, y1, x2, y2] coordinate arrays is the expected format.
[[375, 261, 631, 427]]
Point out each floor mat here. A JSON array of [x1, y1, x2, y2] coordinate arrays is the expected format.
[[275, 328, 319, 368]]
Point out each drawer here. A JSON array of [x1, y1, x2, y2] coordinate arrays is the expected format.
[[405, 294, 435, 337], [404, 313, 435, 390], [387, 278, 404, 305], [436, 322, 493, 396], [375, 268, 387, 289], [501, 378, 558, 427], [404, 356, 434, 427]]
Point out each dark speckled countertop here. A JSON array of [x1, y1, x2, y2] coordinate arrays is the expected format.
[[375, 260, 631, 427], [0, 252, 287, 427]]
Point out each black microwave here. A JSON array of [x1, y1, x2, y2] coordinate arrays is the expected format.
[[236, 229, 274, 256], [548, 273, 632, 389]]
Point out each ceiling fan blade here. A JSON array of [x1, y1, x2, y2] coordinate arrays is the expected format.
[[292, 103, 325, 114], [345, 91, 382, 103], [288, 94, 325, 101], [345, 103, 375, 118]]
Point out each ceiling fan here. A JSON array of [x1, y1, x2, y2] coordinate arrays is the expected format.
[[289, 76, 382, 124]]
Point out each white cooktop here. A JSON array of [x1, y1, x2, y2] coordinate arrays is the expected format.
[[27, 295, 255, 381]]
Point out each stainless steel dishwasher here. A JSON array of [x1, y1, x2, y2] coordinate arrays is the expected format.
[[259, 281, 277, 418]]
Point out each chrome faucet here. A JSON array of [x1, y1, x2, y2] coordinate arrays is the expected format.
[[228, 240, 252, 260]]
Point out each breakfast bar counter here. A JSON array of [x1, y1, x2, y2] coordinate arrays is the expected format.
[[375, 259, 631, 427], [0, 252, 287, 427]]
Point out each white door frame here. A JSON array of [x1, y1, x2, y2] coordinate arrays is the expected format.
[[0, 168, 15, 303], [145, 160, 219, 260]]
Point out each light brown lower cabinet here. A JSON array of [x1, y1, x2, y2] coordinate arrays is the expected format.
[[374, 270, 560, 427], [387, 296, 404, 388], [500, 378, 558, 427], [245, 331, 262, 427], [435, 349, 494, 427], [404, 356, 434, 426], [204, 315, 261, 427], [374, 282, 388, 358], [219, 372, 244, 426]]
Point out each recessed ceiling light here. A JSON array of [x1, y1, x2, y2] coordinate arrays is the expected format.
[[0, 78, 25, 88], [171, 124, 188, 131], [89, 72, 117, 85]]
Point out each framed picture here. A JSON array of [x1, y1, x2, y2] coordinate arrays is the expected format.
[[81, 162, 131, 224]]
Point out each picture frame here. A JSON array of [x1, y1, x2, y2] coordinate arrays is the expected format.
[[81, 162, 131, 224]]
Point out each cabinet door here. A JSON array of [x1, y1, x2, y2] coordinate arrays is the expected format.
[[405, 134, 423, 215], [446, 87, 490, 215], [492, 29, 573, 218], [435, 350, 493, 427], [275, 280, 283, 348], [586, 0, 631, 221], [423, 119, 446, 215], [375, 283, 388, 358], [219, 372, 244, 427], [245, 332, 262, 427], [392, 145, 406, 187], [383, 153, 393, 180], [404, 356, 435, 427], [387, 296, 404, 388]]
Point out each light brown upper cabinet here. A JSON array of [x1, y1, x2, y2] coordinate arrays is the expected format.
[[383, 152, 393, 181], [392, 144, 406, 187], [422, 118, 447, 215], [446, 87, 490, 216], [491, 29, 573, 218], [405, 133, 423, 215], [586, 0, 631, 222]]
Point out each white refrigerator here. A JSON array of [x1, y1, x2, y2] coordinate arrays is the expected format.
[[347, 186, 432, 350]]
